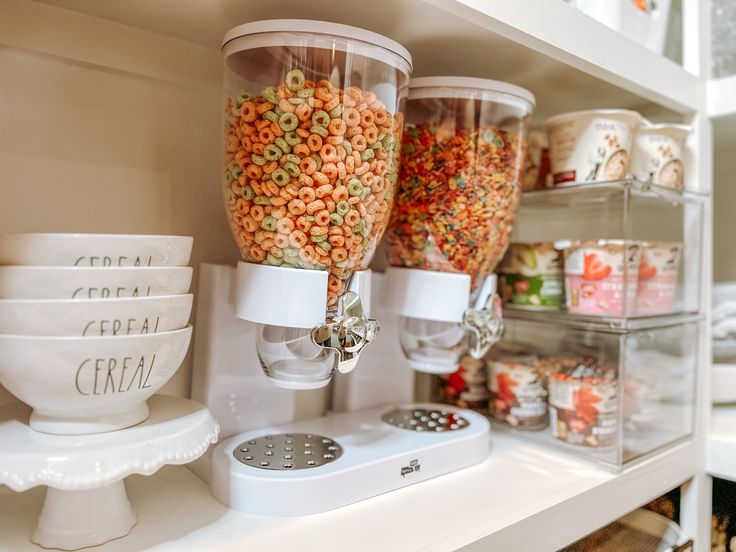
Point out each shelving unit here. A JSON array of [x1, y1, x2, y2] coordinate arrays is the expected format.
[[707, 406, 736, 482], [505, 307, 704, 332], [0, 0, 718, 550], [0, 435, 696, 552]]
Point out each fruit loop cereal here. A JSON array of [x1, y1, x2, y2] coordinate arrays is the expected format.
[[563, 240, 641, 317], [548, 358, 618, 448], [385, 78, 534, 290], [387, 124, 524, 286], [629, 124, 690, 190], [223, 73, 404, 309]]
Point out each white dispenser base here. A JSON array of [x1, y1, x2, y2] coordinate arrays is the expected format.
[[0, 395, 219, 550], [211, 403, 490, 516]]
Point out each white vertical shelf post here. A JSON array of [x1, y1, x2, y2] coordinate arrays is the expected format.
[[681, 0, 714, 550]]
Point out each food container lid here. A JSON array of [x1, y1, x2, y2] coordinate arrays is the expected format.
[[548, 357, 617, 383], [222, 19, 412, 72], [544, 109, 644, 128], [636, 122, 692, 135], [408, 76, 535, 111], [555, 239, 638, 250]]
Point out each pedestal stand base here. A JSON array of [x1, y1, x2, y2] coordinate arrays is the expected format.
[[0, 395, 219, 551], [32, 482, 136, 550]]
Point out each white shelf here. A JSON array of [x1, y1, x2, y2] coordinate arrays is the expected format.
[[706, 406, 736, 482], [19, 0, 697, 120], [0, 433, 696, 552]]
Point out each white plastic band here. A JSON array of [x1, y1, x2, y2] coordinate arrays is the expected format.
[[382, 267, 471, 323], [234, 262, 327, 328]]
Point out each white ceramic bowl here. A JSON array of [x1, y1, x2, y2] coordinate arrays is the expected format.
[[0, 326, 192, 434], [0, 294, 193, 336], [0, 266, 192, 299], [0, 233, 193, 267]]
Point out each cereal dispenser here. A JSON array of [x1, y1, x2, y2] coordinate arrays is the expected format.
[[383, 77, 535, 374], [220, 20, 410, 389], [197, 28, 494, 517]]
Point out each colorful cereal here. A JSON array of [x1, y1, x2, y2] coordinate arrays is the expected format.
[[224, 74, 404, 309], [386, 123, 525, 287]]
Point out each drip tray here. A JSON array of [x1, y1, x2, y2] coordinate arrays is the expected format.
[[381, 407, 469, 432], [233, 433, 343, 470], [211, 403, 491, 516]]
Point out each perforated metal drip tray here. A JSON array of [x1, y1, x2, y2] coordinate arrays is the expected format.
[[233, 433, 343, 471], [381, 407, 470, 433]]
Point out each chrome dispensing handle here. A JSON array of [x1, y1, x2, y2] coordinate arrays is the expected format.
[[462, 276, 504, 360], [310, 291, 379, 374]]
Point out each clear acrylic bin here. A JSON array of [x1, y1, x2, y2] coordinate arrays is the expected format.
[[488, 315, 699, 470], [503, 180, 704, 322]]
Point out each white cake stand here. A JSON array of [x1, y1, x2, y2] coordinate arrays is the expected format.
[[0, 394, 219, 550]]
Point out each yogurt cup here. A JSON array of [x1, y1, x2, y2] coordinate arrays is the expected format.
[[523, 129, 551, 191], [563, 240, 641, 317], [545, 109, 644, 185], [439, 355, 489, 412], [629, 124, 690, 190], [499, 242, 563, 309], [487, 354, 549, 430], [548, 360, 618, 448], [635, 241, 682, 316]]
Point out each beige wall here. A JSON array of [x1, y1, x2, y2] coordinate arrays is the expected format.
[[0, 1, 238, 403]]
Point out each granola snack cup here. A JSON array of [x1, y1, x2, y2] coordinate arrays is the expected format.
[[545, 109, 644, 186]]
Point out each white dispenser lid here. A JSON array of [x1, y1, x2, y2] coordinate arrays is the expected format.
[[222, 19, 413, 72], [409, 76, 535, 110], [382, 267, 471, 323]]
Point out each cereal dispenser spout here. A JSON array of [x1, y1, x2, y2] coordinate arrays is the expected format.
[[311, 291, 379, 374], [463, 292, 504, 360]]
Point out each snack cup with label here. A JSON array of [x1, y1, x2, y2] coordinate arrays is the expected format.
[[499, 242, 564, 309], [635, 241, 682, 316], [563, 240, 641, 317], [487, 355, 549, 430], [545, 110, 644, 186], [548, 360, 618, 448]]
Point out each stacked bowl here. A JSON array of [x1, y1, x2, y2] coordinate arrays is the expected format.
[[0, 234, 194, 434]]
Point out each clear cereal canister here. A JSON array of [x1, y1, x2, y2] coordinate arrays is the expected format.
[[383, 77, 534, 374], [221, 20, 411, 389]]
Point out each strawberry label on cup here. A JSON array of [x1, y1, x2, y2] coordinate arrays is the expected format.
[[488, 358, 548, 430], [549, 376, 618, 448], [564, 241, 640, 316], [635, 242, 682, 315]]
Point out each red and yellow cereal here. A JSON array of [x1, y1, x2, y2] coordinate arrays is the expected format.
[[386, 124, 525, 288]]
